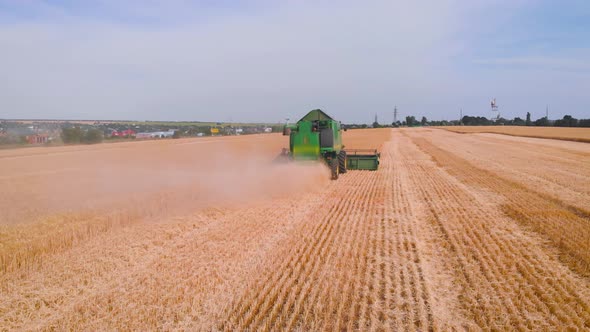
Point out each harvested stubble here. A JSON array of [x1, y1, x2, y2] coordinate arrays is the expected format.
[[1, 128, 589, 331], [441, 125, 590, 143]]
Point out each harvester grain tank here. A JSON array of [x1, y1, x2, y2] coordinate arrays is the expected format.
[[279, 109, 380, 180]]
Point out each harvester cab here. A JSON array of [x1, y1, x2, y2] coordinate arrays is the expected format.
[[279, 109, 380, 180]]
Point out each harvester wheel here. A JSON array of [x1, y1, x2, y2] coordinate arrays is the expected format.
[[330, 158, 339, 180], [338, 150, 347, 174]]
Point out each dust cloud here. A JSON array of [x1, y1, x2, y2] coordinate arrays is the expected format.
[[0, 138, 331, 225]]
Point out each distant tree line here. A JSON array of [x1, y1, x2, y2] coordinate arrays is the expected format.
[[355, 113, 590, 128], [61, 127, 104, 144], [456, 113, 590, 127]]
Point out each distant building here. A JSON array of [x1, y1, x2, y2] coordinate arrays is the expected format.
[[223, 126, 231, 135], [135, 132, 153, 139], [264, 127, 273, 133], [26, 134, 50, 144], [157, 130, 176, 138], [111, 129, 136, 138], [135, 130, 176, 139]]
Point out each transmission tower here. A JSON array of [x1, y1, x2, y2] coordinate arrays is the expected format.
[[490, 98, 500, 122]]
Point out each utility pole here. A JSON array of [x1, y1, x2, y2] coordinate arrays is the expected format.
[[546, 105, 549, 119], [393, 106, 398, 123], [460, 108, 463, 124]]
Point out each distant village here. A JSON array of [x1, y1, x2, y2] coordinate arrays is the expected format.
[[0, 120, 280, 146], [2, 112, 587, 147]]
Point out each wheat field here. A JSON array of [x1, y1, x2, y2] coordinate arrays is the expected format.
[[443, 125, 590, 142], [1, 128, 589, 330]]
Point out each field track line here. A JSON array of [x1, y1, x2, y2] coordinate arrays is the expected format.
[[399, 129, 590, 330], [224, 171, 376, 330], [437, 127, 590, 144], [409, 132, 590, 277], [1, 193, 323, 330], [221, 132, 438, 331], [427, 130, 590, 207]]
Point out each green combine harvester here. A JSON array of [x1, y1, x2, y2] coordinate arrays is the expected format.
[[277, 109, 380, 180]]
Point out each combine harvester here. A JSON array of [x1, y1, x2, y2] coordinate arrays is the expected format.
[[278, 109, 380, 180]]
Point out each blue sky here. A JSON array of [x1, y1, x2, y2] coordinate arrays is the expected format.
[[0, 0, 589, 122]]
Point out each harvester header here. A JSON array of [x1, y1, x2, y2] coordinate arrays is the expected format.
[[278, 109, 380, 180]]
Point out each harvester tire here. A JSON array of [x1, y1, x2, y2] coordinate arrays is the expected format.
[[338, 150, 347, 174], [330, 158, 339, 180]]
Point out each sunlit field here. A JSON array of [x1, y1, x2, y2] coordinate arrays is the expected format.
[[1, 128, 589, 330], [442, 126, 590, 143]]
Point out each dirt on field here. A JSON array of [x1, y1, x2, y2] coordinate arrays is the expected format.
[[442, 125, 590, 143], [1, 128, 589, 331]]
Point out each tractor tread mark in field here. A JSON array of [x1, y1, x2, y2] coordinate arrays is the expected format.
[[223, 171, 375, 330], [410, 134, 590, 277], [429, 130, 590, 211], [399, 130, 590, 330], [222, 133, 435, 331]]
